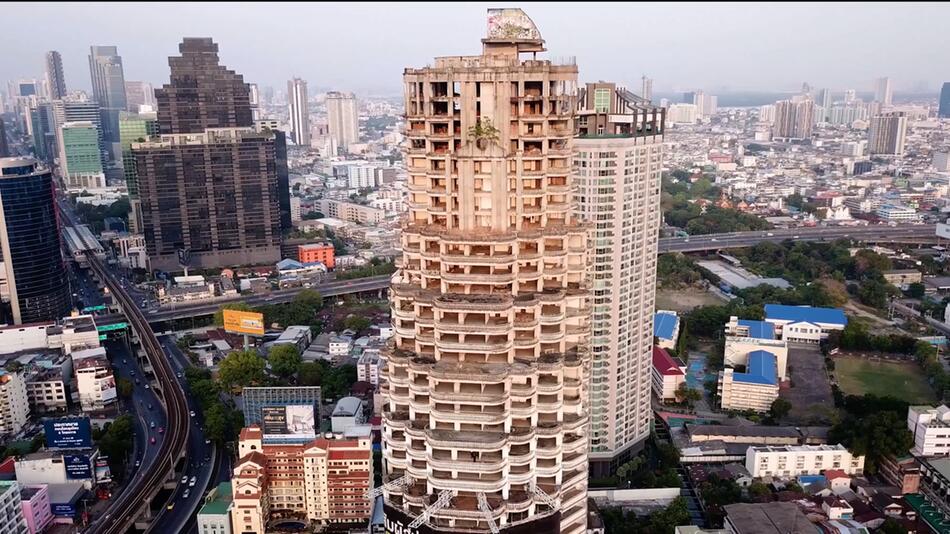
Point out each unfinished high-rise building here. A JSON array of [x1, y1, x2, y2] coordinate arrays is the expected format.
[[380, 8, 590, 534]]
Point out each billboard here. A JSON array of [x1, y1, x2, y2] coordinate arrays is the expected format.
[[223, 309, 265, 336], [52, 503, 76, 516], [45, 418, 93, 449], [262, 405, 316, 440], [95, 457, 112, 483], [100, 375, 117, 403], [63, 454, 92, 480], [383, 505, 560, 534]]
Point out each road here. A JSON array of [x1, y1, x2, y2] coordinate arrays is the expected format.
[[658, 224, 936, 253], [83, 251, 190, 534], [152, 334, 222, 534]]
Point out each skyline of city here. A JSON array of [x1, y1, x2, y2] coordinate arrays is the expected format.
[[2, 3, 949, 96]]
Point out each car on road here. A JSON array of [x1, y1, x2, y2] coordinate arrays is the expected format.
[[190, 410, 196, 417], [158, 427, 165, 434], [205, 439, 211, 445], [150, 421, 156, 428], [166, 503, 174, 511], [150, 437, 156, 444], [182, 489, 190, 499], [135, 379, 140, 385], [793, 235, 800, 239], [148, 403, 153, 410], [189, 476, 197, 487], [767, 233, 774, 237], [177, 373, 182, 379], [711, 238, 718, 242], [144, 384, 150, 389], [135, 460, 141, 468], [181, 475, 188, 484]]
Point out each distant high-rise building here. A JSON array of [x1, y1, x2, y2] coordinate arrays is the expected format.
[[135, 38, 282, 271], [118, 112, 159, 233], [690, 91, 717, 117], [801, 82, 812, 95], [816, 88, 832, 122], [52, 99, 104, 164], [60, 121, 105, 189], [759, 104, 776, 124], [124, 81, 156, 112], [844, 89, 856, 103], [155, 38, 252, 135], [874, 77, 892, 106], [641, 75, 653, 101], [773, 97, 814, 140], [574, 82, 664, 475], [667, 103, 699, 124], [939, 82, 950, 118], [868, 112, 907, 156], [326, 91, 358, 150], [261, 85, 274, 105], [28, 103, 56, 163], [287, 78, 310, 146], [45, 51, 67, 100], [248, 83, 260, 120], [88, 46, 127, 153], [0, 157, 71, 324], [0, 120, 8, 157], [383, 9, 588, 534], [683, 91, 695, 104]]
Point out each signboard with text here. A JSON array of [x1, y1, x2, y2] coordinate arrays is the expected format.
[[262, 405, 316, 441], [45, 418, 93, 449], [63, 454, 92, 480], [223, 309, 265, 336]]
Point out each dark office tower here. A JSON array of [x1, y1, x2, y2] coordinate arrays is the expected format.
[[88, 46, 127, 153], [0, 119, 9, 158], [155, 38, 252, 135], [28, 103, 56, 163], [45, 51, 67, 100], [0, 157, 71, 324], [274, 130, 291, 230], [940, 82, 950, 118], [134, 38, 282, 271]]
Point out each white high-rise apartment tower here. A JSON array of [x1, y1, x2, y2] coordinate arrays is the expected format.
[[874, 77, 893, 106], [287, 78, 310, 146], [641, 75, 653, 101], [574, 82, 664, 476], [381, 8, 590, 534], [326, 91, 358, 151]]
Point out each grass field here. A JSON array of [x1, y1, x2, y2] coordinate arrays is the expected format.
[[656, 289, 724, 312], [834, 356, 936, 403]]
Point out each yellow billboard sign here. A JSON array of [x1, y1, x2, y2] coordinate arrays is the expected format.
[[223, 309, 265, 336]]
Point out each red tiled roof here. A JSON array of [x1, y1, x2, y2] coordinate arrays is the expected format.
[[653, 346, 685, 376], [823, 469, 849, 481], [328, 450, 370, 460]]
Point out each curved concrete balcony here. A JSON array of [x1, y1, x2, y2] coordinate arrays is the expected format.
[[517, 250, 542, 261], [415, 315, 434, 328], [408, 396, 431, 413], [430, 389, 505, 404], [562, 452, 586, 471], [509, 404, 536, 419], [430, 473, 508, 494], [508, 470, 534, 489], [441, 271, 516, 284], [547, 184, 570, 194], [408, 380, 432, 396], [425, 429, 507, 450], [435, 338, 512, 353], [509, 384, 536, 400], [517, 269, 542, 282], [539, 330, 564, 343], [438, 320, 509, 335], [521, 188, 544, 198], [430, 406, 507, 426], [522, 205, 543, 215], [535, 445, 562, 460], [534, 462, 560, 478], [542, 265, 568, 276], [536, 398, 563, 412], [536, 380, 562, 394], [512, 336, 536, 349], [513, 315, 539, 328], [543, 247, 567, 258], [509, 427, 535, 444], [406, 462, 429, 481], [563, 414, 587, 432], [427, 454, 506, 474]]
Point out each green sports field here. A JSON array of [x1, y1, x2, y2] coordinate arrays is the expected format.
[[834, 356, 936, 404]]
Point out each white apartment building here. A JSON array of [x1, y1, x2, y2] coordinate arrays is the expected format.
[[290, 197, 302, 223], [763, 305, 847, 343], [868, 112, 907, 156], [745, 444, 865, 478], [328, 336, 351, 357], [357, 350, 380, 386], [197, 482, 233, 534], [0, 371, 29, 437], [718, 367, 779, 413], [0, 314, 100, 356], [667, 103, 698, 124], [0, 481, 27, 534], [723, 317, 789, 380], [326, 91, 358, 150], [72, 347, 117, 412], [317, 199, 384, 225], [287, 78, 310, 146], [574, 81, 664, 475], [651, 347, 685, 403], [876, 204, 920, 223], [382, 10, 590, 533], [26, 369, 69, 412], [347, 165, 378, 189], [908, 405, 950, 456]]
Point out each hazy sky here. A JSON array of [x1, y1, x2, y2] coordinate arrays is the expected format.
[[3, 2, 948, 96]]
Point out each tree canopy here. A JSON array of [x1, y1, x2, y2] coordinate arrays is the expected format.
[[269, 344, 302, 379], [218, 350, 267, 391]]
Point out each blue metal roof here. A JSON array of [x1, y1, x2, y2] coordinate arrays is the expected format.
[[733, 350, 778, 386], [764, 304, 847, 326], [654, 312, 679, 341], [737, 319, 775, 340]]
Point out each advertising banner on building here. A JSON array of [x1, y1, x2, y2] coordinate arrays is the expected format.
[[52, 503, 76, 516], [94, 457, 112, 483], [262, 404, 316, 440], [63, 454, 92, 480], [223, 309, 265, 336], [44, 418, 93, 449], [100, 375, 117, 403]]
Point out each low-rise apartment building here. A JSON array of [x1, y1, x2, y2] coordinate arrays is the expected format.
[[20, 484, 52, 534], [297, 243, 335, 268], [652, 346, 686, 403], [763, 304, 847, 343], [230, 426, 372, 529], [908, 404, 950, 456], [0, 371, 29, 437], [718, 351, 779, 413], [71, 347, 116, 412], [0, 481, 27, 534], [745, 444, 865, 478], [198, 482, 233, 534], [317, 199, 384, 225], [724, 317, 789, 380]]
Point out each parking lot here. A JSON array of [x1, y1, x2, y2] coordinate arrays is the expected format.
[[780, 344, 835, 423]]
